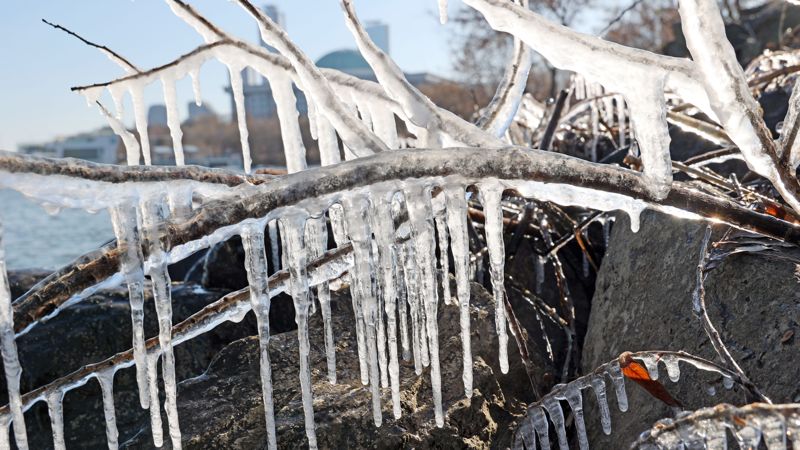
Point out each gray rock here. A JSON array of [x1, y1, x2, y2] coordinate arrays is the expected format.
[[581, 210, 800, 448], [124, 282, 543, 449]]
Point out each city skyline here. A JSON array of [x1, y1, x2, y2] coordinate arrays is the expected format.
[[0, 1, 459, 151]]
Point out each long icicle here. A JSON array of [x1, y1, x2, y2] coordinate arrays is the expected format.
[[0, 221, 28, 450], [279, 212, 318, 447], [342, 195, 383, 427], [45, 391, 65, 450], [443, 184, 473, 397], [304, 216, 336, 384], [240, 223, 278, 450], [160, 73, 185, 166], [146, 353, 163, 447], [109, 202, 150, 409], [97, 370, 119, 450], [370, 188, 402, 418], [226, 63, 253, 173], [404, 183, 444, 427], [140, 195, 181, 449], [479, 179, 509, 373]]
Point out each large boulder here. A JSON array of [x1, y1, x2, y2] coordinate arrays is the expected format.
[[123, 282, 544, 449], [581, 210, 800, 448]]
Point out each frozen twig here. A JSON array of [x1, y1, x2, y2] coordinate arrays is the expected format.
[[41, 19, 140, 74]]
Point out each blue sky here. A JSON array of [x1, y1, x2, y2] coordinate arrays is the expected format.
[[0, 1, 462, 150]]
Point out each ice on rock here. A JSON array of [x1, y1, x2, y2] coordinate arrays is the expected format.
[[369, 189, 403, 418], [404, 183, 444, 427], [304, 216, 337, 384], [342, 195, 383, 427], [240, 222, 278, 450], [97, 370, 119, 450], [0, 223, 29, 450], [109, 202, 150, 409], [279, 212, 319, 445], [443, 184, 473, 397], [479, 179, 509, 374], [46, 391, 66, 450], [140, 196, 182, 449]]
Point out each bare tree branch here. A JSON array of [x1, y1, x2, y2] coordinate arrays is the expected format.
[[41, 19, 140, 74]]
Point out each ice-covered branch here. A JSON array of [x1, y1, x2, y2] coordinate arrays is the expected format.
[[462, 0, 716, 199], [0, 244, 354, 417], [340, 0, 503, 148], [632, 402, 800, 449], [474, 26, 532, 137], [230, 0, 388, 157], [6, 147, 800, 336], [0, 150, 272, 187]]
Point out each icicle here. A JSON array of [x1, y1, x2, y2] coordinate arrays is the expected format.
[[760, 416, 787, 449], [638, 354, 660, 380], [535, 255, 546, 295], [269, 72, 307, 174], [617, 96, 627, 148], [563, 385, 589, 450], [226, 64, 252, 173], [434, 210, 452, 305], [530, 406, 551, 450], [109, 202, 150, 409], [369, 105, 399, 149], [97, 370, 119, 450], [167, 185, 193, 221], [0, 415, 9, 450], [267, 220, 280, 273], [328, 204, 349, 246], [317, 116, 341, 167], [189, 67, 202, 106], [396, 246, 411, 362], [304, 216, 336, 384], [97, 102, 140, 166], [0, 222, 28, 450], [603, 217, 612, 248], [108, 84, 126, 121], [342, 196, 383, 427], [160, 74, 185, 166], [404, 183, 444, 427], [607, 360, 629, 412], [543, 396, 569, 450], [443, 184, 473, 397], [140, 196, 181, 449], [400, 242, 425, 374], [306, 97, 319, 141], [479, 179, 509, 373], [438, 0, 448, 24], [129, 82, 152, 166], [590, 99, 599, 162], [279, 212, 319, 444], [661, 354, 681, 382], [146, 353, 163, 448], [591, 375, 612, 435], [370, 188, 402, 418], [723, 375, 734, 389], [46, 391, 65, 450], [240, 223, 278, 450]]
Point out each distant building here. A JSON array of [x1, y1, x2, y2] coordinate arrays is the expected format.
[[148, 104, 168, 127], [18, 127, 120, 164], [187, 102, 217, 123]]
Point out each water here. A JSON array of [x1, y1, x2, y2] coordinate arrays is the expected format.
[[0, 189, 113, 270]]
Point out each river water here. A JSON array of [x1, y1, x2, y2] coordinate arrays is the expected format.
[[1, 188, 113, 270]]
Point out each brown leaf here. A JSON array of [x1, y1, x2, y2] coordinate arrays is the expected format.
[[619, 352, 683, 408], [781, 329, 794, 344]]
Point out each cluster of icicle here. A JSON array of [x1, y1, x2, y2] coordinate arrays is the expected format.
[[634, 403, 800, 449], [569, 74, 630, 159], [512, 351, 737, 450]]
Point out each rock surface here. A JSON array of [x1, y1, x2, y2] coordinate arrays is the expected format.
[[581, 210, 800, 448], [123, 282, 542, 449]]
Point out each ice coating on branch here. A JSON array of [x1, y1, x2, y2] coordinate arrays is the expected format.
[[0, 223, 28, 450], [97, 370, 119, 450], [443, 184, 473, 397], [109, 202, 150, 409], [160, 73, 185, 166], [227, 64, 252, 174], [240, 223, 278, 450], [479, 179, 509, 373], [45, 391, 65, 450], [342, 195, 383, 427], [404, 183, 444, 427], [279, 212, 319, 446], [304, 217, 337, 384], [269, 71, 307, 173], [140, 196, 182, 449]]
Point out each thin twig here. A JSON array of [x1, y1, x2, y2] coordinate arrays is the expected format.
[[41, 19, 140, 73]]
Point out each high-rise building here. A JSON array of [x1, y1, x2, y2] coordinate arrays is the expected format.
[[187, 102, 217, 123], [147, 104, 168, 128]]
